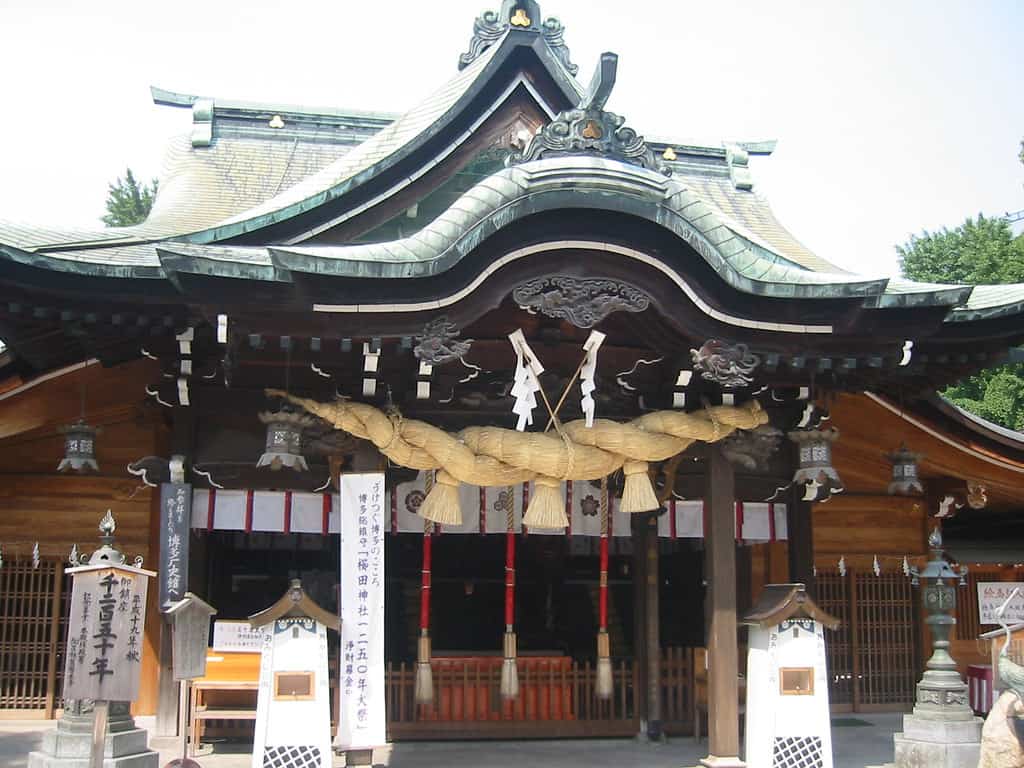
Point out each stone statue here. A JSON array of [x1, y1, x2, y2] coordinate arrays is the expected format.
[[980, 588, 1024, 768], [979, 690, 1024, 768]]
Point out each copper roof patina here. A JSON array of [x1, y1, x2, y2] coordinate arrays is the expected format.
[[2, 1, 1024, 325]]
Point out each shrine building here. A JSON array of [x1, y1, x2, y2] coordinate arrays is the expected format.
[[1, 2, 1024, 763]]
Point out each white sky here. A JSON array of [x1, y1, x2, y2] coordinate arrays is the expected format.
[[1, 0, 1021, 277]]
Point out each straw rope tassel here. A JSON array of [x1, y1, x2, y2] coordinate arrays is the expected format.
[[596, 477, 613, 700], [415, 473, 435, 706], [500, 486, 519, 699]]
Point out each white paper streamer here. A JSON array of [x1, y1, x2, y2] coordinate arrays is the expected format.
[[508, 330, 544, 431], [579, 331, 606, 428]]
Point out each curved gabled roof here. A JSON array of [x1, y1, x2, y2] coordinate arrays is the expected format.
[[1, 4, 1024, 331], [158, 157, 886, 302], [0, 28, 580, 258]]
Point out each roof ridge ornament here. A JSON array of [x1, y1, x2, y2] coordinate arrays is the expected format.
[[509, 53, 670, 176], [458, 1, 578, 75]]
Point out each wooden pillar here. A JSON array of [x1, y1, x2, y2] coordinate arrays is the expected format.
[[631, 514, 648, 729], [644, 514, 662, 740], [786, 487, 815, 597], [702, 445, 744, 767]]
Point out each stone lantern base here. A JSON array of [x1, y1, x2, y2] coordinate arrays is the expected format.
[[892, 684, 982, 768], [27, 701, 158, 768]]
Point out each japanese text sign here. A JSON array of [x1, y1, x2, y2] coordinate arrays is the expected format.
[[159, 482, 191, 610], [978, 582, 1024, 625], [336, 473, 386, 749], [63, 564, 153, 702], [212, 620, 264, 653]]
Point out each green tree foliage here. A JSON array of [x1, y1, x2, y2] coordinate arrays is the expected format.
[[897, 214, 1024, 284], [899, 214, 1024, 431], [102, 168, 158, 227]]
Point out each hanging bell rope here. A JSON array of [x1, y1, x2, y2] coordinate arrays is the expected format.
[[500, 487, 519, 700], [414, 473, 435, 707], [595, 477, 613, 700], [267, 390, 767, 530]]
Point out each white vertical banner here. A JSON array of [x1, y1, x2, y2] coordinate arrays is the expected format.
[[336, 473, 386, 750]]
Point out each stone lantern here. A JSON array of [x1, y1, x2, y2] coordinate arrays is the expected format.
[[894, 527, 980, 768]]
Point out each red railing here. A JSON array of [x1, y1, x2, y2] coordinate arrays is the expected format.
[[385, 648, 693, 739]]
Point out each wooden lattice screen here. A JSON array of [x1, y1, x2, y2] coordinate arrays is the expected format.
[[816, 570, 853, 709], [816, 570, 920, 712], [0, 558, 66, 716]]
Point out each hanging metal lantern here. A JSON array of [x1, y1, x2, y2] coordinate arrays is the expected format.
[[787, 426, 844, 502], [257, 410, 314, 471], [57, 418, 99, 473], [885, 443, 924, 495]]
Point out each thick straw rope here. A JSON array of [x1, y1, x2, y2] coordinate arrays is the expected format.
[[267, 389, 767, 529]]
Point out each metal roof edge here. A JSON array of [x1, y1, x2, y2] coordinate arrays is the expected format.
[[156, 246, 291, 284], [0, 244, 164, 279], [868, 284, 974, 309], [929, 393, 1024, 452], [151, 85, 399, 123]]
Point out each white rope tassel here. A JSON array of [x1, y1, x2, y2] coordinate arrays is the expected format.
[[508, 330, 544, 432], [579, 331, 606, 428]]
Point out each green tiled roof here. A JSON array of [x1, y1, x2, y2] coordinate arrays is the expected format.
[[1, 18, 1023, 326]]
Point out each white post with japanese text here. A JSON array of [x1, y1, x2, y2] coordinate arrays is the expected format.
[[336, 472, 387, 749]]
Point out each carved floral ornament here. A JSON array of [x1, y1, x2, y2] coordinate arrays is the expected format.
[[690, 340, 761, 389], [458, 0, 578, 75], [721, 425, 783, 472], [512, 276, 651, 328], [509, 52, 670, 175], [413, 317, 473, 366]]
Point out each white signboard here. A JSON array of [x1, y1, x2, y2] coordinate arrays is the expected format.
[[213, 620, 265, 653], [336, 473, 386, 749], [63, 565, 153, 701], [978, 582, 1024, 624]]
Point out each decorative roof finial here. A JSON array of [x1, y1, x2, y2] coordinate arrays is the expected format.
[[510, 53, 669, 175], [459, 1, 578, 75], [99, 510, 116, 537]]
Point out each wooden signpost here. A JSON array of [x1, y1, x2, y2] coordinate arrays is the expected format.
[[63, 512, 155, 768], [165, 593, 217, 768]]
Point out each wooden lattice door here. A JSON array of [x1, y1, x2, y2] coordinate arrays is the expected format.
[[817, 570, 920, 712], [0, 558, 66, 716]]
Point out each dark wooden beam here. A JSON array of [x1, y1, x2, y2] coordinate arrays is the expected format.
[[786, 485, 816, 597]]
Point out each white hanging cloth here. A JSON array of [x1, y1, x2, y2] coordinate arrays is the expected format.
[[508, 329, 544, 431], [579, 330, 606, 428]]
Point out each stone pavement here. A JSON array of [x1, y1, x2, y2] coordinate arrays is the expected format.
[[1, 714, 904, 768]]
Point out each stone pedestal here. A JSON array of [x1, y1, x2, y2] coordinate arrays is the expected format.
[[894, 712, 983, 768], [699, 756, 746, 767], [893, 676, 982, 768], [27, 701, 158, 768]]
